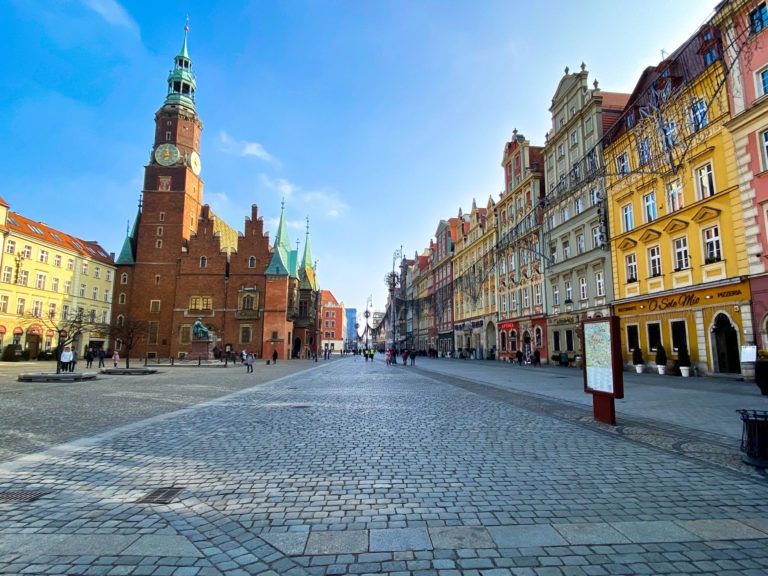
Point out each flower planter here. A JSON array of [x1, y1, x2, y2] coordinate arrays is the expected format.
[[680, 366, 690, 377], [635, 364, 644, 374], [657, 366, 666, 375]]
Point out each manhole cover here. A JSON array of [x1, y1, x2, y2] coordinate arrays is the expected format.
[[136, 487, 183, 504], [0, 490, 49, 502]]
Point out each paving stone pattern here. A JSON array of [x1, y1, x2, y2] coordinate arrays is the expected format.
[[0, 357, 767, 575]]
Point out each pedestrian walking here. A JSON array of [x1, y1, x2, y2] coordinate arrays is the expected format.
[[112, 350, 120, 367], [70, 349, 78, 372], [98, 349, 105, 368], [272, 349, 278, 364], [245, 352, 254, 373], [401, 349, 408, 365], [409, 349, 416, 366], [85, 349, 94, 368]]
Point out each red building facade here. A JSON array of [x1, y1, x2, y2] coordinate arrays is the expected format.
[[114, 30, 318, 360]]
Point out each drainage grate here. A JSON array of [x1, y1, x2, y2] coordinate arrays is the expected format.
[[0, 490, 49, 502], [136, 487, 183, 504]]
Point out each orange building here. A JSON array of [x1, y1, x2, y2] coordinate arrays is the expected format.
[[319, 290, 345, 355]]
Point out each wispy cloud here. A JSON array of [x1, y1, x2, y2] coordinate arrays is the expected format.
[[300, 188, 348, 218], [260, 175, 299, 200], [81, 0, 138, 31], [219, 131, 277, 164], [260, 175, 348, 218]]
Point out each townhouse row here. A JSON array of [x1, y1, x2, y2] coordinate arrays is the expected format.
[[381, 0, 768, 376], [0, 199, 115, 358]]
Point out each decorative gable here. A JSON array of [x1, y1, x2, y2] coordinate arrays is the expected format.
[[639, 228, 661, 243], [617, 237, 637, 251], [691, 206, 721, 224], [663, 218, 689, 234]]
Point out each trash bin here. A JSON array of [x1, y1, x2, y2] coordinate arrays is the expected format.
[[737, 410, 768, 468], [755, 360, 768, 395], [559, 352, 569, 366]]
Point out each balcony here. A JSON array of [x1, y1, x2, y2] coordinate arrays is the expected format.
[[235, 309, 261, 320], [185, 308, 214, 317]]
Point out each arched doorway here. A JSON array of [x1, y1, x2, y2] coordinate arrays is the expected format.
[[293, 337, 302, 359], [485, 321, 497, 359], [26, 325, 42, 358], [712, 313, 740, 373], [523, 330, 532, 361]]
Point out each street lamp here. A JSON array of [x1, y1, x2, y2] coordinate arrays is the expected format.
[[391, 247, 402, 353], [364, 309, 371, 349]]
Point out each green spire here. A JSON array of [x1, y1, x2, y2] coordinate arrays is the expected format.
[[116, 207, 141, 265], [299, 218, 318, 290], [164, 23, 196, 109], [266, 200, 294, 276]]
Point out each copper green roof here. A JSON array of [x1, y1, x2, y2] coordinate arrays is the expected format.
[[299, 218, 318, 290], [164, 25, 196, 110], [116, 209, 140, 265], [266, 201, 298, 276]]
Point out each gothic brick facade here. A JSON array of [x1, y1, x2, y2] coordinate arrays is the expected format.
[[114, 30, 319, 361]]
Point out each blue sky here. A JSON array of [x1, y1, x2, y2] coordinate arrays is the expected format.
[[2, 0, 717, 315]]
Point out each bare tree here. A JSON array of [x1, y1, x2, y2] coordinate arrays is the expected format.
[[101, 317, 149, 369], [19, 310, 104, 373]]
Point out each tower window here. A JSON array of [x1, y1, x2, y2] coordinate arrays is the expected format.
[[200, 256, 207, 268], [155, 239, 163, 248], [248, 256, 256, 268], [155, 275, 160, 285], [159, 212, 165, 222], [166, 131, 172, 141]]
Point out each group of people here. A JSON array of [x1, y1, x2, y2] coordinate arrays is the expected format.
[[360, 349, 376, 361], [58, 346, 120, 372], [240, 349, 279, 372], [384, 349, 417, 366], [515, 349, 541, 367]]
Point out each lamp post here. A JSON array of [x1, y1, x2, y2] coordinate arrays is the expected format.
[[391, 247, 402, 354], [364, 309, 371, 350]]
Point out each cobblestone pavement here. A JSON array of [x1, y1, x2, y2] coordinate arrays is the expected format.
[[0, 356, 767, 575]]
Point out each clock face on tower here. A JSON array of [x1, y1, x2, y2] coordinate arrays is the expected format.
[[188, 151, 201, 175], [155, 143, 181, 166]]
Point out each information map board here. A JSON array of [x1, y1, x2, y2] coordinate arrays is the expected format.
[[582, 316, 624, 424]]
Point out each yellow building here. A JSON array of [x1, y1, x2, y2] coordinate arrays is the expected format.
[[603, 25, 751, 375], [453, 198, 497, 359], [0, 198, 115, 359]]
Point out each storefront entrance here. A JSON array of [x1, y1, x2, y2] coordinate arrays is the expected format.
[[712, 313, 740, 374]]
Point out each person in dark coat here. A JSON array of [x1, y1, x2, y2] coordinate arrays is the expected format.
[[272, 349, 278, 364]]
